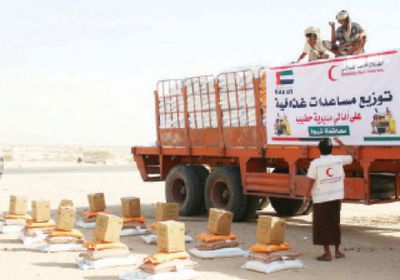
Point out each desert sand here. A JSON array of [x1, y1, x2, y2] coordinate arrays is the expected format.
[[0, 159, 399, 280]]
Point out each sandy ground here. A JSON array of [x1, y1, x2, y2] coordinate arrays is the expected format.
[[0, 164, 399, 280]]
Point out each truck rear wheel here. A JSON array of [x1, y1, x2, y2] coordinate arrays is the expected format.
[[269, 168, 312, 216], [370, 173, 395, 199], [165, 165, 204, 216], [192, 165, 209, 214], [204, 166, 247, 221], [239, 196, 260, 221], [270, 197, 312, 216]]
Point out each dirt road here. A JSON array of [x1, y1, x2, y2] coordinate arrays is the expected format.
[[0, 166, 399, 279]]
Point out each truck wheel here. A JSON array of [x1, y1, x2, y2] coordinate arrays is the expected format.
[[165, 165, 203, 216], [239, 196, 260, 221], [269, 197, 311, 216], [204, 166, 247, 221], [370, 173, 395, 191], [192, 165, 209, 214], [370, 173, 395, 199], [371, 191, 395, 199]]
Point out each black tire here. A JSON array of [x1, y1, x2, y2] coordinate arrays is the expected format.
[[270, 197, 312, 216], [370, 173, 395, 193], [165, 165, 203, 216], [204, 166, 247, 221], [370, 173, 395, 199], [269, 168, 312, 216], [371, 191, 395, 199], [239, 195, 260, 221], [192, 165, 209, 214]]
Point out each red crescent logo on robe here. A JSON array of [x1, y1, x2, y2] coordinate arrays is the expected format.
[[326, 168, 333, 177]]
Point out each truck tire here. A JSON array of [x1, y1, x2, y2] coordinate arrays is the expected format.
[[165, 165, 203, 216], [239, 195, 260, 221], [370, 173, 395, 191], [270, 197, 311, 216], [204, 166, 247, 221], [371, 191, 395, 199], [269, 168, 312, 216], [192, 165, 209, 214]]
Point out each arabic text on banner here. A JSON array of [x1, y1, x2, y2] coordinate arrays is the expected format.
[[265, 50, 400, 145]]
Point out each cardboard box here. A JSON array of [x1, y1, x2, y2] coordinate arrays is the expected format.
[[155, 202, 179, 222], [207, 208, 233, 235], [59, 199, 73, 208], [88, 193, 106, 211], [121, 197, 141, 218], [95, 213, 122, 243], [157, 221, 185, 253], [9, 195, 28, 215], [256, 215, 285, 244], [56, 206, 76, 231], [32, 200, 51, 222]]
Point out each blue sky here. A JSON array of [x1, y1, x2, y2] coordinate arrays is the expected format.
[[1, 0, 399, 146]]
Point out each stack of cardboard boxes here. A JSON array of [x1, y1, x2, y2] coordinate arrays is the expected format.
[[0, 195, 31, 233], [255, 216, 286, 245], [37, 205, 85, 252], [59, 199, 73, 208], [154, 202, 179, 225], [142, 202, 192, 244], [120, 197, 148, 236], [189, 208, 246, 258], [20, 200, 55, 244], [78, 213, 138, 270], [77, 193, 110, 229], [121, 220, 198, 278], [243, 215, 303, 273]]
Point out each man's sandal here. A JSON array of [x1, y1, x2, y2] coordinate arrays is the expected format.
[[316, 255, 332, 261], [335, 253, 346, 259]]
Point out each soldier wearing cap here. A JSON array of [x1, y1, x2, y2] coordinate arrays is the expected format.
[[296, 26, 330, 63], [324, 10, 367, 57]]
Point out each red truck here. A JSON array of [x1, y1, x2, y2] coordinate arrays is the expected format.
[[132, 50, 400, 221]]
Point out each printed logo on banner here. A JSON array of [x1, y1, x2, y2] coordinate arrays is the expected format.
[[274, 69, 295, 136], [327, 61, 385, 82], [276, 70, 294, 85], [275, 69, 295, 96], [268, 50, 400, 145]]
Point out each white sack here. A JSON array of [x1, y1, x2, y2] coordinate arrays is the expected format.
[[188, 247, 247, 259], [76, 254, 139, 270], [37, 243, 85, 253], [242, 259, 304, 273], [140, 234, 193, 244], [119, 269, 198, 280]]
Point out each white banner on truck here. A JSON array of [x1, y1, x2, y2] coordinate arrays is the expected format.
[[265, 50, 400, 145]]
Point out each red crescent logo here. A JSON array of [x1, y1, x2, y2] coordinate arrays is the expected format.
[[326, 168, 333, 177], [328, 65, 338, 82]]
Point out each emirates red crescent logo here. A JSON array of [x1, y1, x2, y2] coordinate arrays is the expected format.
[[328, 65, 338, 82], [325, 168, 334, 177]]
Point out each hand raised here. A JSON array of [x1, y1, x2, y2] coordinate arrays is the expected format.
[[334, 137, 344, 146]]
